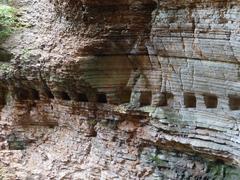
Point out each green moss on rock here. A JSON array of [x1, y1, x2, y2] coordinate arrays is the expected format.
[[0, 4, 17, 41], [0, 3, 27, 42], [207, 161, 240, 180], [0, 48, 12, 61]]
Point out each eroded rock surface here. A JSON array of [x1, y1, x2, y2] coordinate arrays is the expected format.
[[0, 0, 239, 179]]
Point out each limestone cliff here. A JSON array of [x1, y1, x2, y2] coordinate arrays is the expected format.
[[0, 0, 239, 179]]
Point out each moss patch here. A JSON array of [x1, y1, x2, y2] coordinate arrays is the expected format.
[[0, 3, 27, 42], [0, 4, 17, 41], [0, 48, 12, 61], [207, 160, 240, 180], [149, 154, 166, 167]]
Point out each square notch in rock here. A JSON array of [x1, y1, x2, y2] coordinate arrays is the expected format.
[[229, 95, 240, 110], [77, 93, 88, 102], [203, 94, 218, 108], [97, 93, 108, 103], [140, 91, 152, 106], [184, 92, 196, 108]]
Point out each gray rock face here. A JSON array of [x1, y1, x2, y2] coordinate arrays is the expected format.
[[0, 0, 239, 179]]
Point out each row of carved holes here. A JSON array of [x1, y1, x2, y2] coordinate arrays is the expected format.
[[184, 93, 218, 108], [52, 92, 108, 103], [139, 91, 240, 110], [47, 91, 108, 103], [15, 88, 108, 104], [139, 92, 174, 107], [184, 93, 240, 110], [13, 89, 240, 110]]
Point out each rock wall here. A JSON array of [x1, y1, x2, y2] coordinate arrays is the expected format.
[[0, 0, 239, 179]]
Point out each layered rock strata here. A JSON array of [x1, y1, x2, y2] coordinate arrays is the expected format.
[[0, 0, 239, 179]]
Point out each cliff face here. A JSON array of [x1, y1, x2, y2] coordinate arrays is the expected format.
[[0, 0, 240, 179]]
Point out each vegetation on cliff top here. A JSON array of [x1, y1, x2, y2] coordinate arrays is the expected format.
[[0, 1, 28, 43], [0, 3, 17, 41]]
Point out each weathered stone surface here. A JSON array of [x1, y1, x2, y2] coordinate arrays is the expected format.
[[0, 0, 239, 179]]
